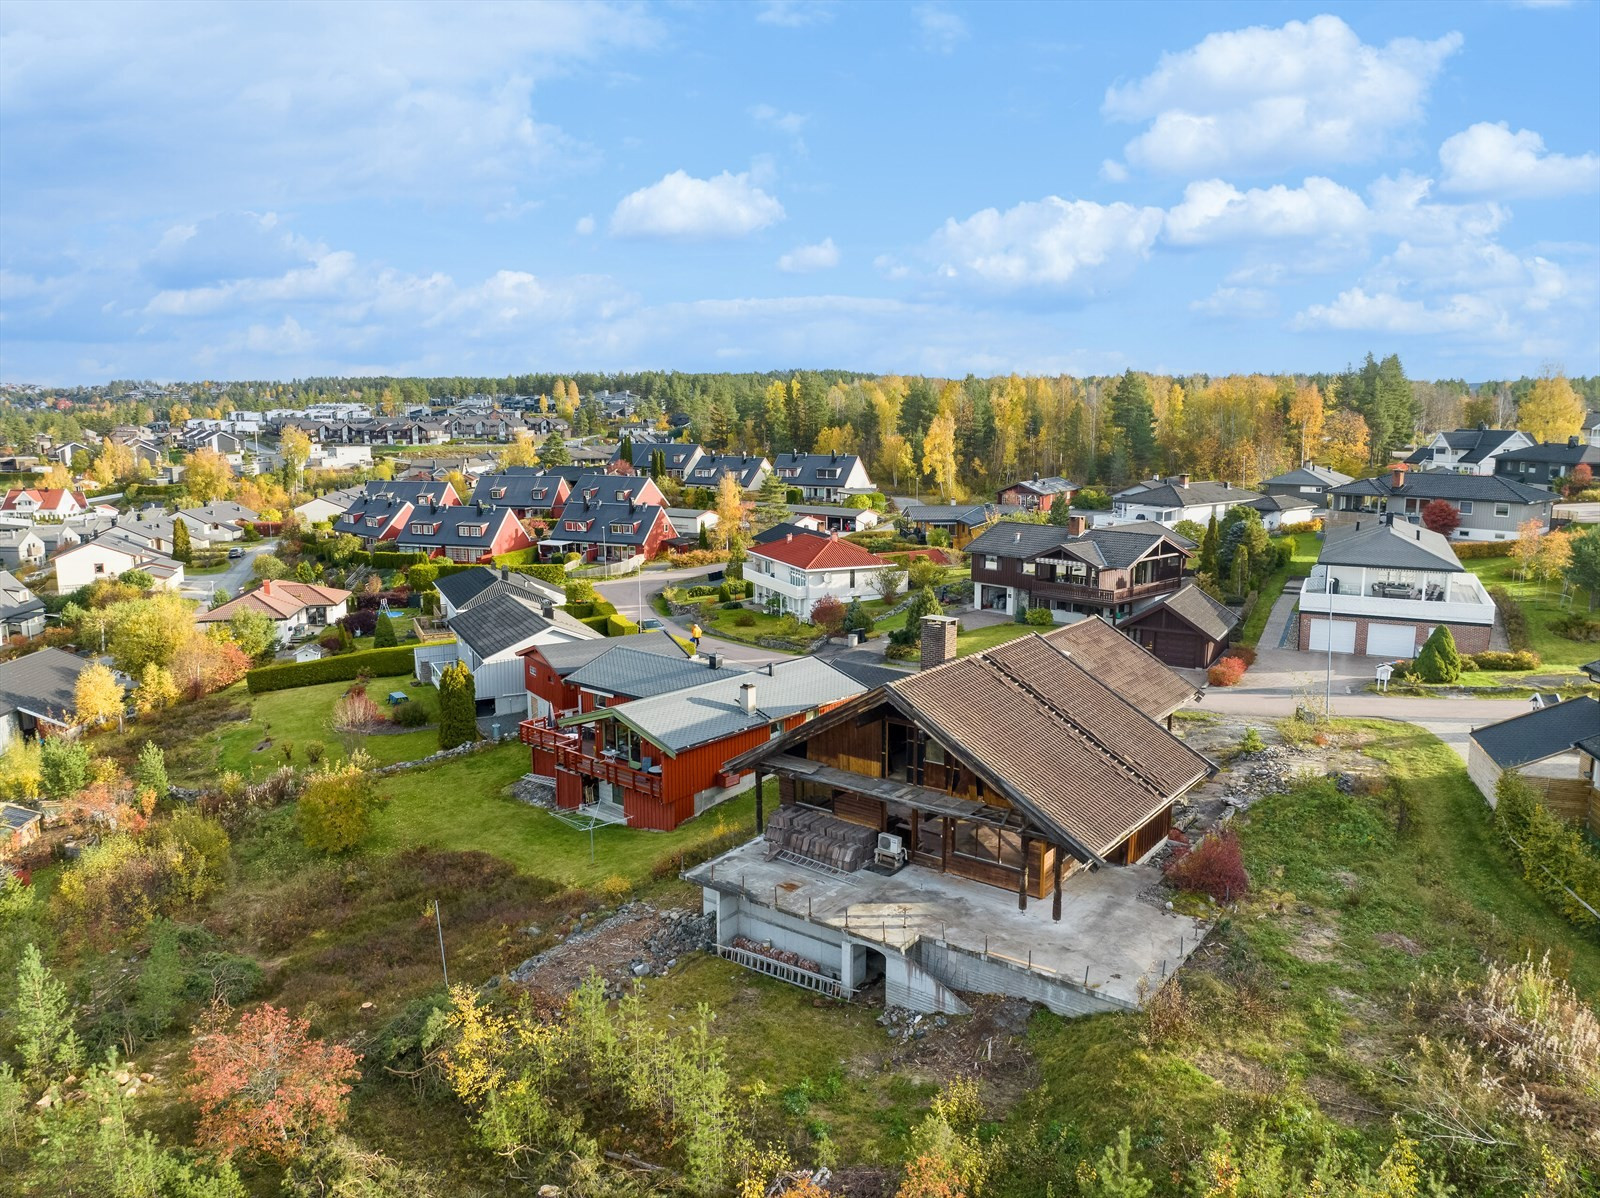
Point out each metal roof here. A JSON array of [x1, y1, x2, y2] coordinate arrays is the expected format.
[[1494, 442, 1600, 468], [574, 657, 864, 754], [1119, 480, 1264, 508], [1469, 697, 1600, 769], [523, 630, 691, 674], [965, 521, 1189, 570], [1331, 472, 1559, 504], [566, 646, 748, 699], [1262, 464, 1353, 487], [1403, 427, 1524, 465]]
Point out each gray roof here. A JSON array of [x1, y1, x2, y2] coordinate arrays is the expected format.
[[786, 504, 875, 519], [578, 657, 864, 754], [0, 528, 42, 548], [180, 501, 258, 523], [1246, 493, 1319, 514], [965, 521, 1189, 569], [1119, 479, 1264, 508], [394, 503, 522, 551], [447, 586, 597, 659], [359, 479, 458, 506], [1331, 472, 1558, 504], [901, 503, 1011, 525], [1318, 518, 1462, 571], [683, 454, 769, 489], [620, 442, 702, 471], [753, 521, 820, 545], [469, 473, 570, 509], [1404, 427, 1523, 465], [1469, 697, 1600, 769], [566, 646, 748, 700], [546, 501, 671, 547], [0, 647, 89, 723], [0, 570, 44, 619], [1263, 464, 1353, 487], [525, 630, 691, 674], [1004, 475, 1078, 496], [1494, 442, 1600, 468], [1124, 581, 1239, 642], [828, 656, 916, 691], [769, 452, 866, 488]]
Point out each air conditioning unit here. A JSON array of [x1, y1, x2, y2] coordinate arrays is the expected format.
[[875, 833, 906, 869]]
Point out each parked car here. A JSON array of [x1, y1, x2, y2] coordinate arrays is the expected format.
[[227, 547, 243, 559], [640, 616, 664, 631]]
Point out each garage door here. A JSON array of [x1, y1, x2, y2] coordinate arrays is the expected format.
[[1366, 623, 1419, 658], [1307, 619, 1356, 653]]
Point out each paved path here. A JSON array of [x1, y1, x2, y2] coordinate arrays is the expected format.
[[1197, 687, 1519, 760], [178, 539, 280, 601], [594, 564, 789, 665]]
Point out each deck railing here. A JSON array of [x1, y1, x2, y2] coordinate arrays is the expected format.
[[518, 719, 663, 797], [717, 944, 843, 997]]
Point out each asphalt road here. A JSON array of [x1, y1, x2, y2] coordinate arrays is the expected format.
[[178, 538, 280, 601], [594, 563, 790, 664]]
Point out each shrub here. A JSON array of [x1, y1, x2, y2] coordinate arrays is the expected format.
[[437, 661, 477, 751], [1207, 655, 1247, 687], [391, 699, 429, 727], [1239, 727, 1264, 753], [373, 611, 398, 648], [246, 645, 417, 693], [1551, 612, 1600, 642], [298, 754, 386, 855], [735, 613, 756, 627], [1453, 540, 1516, 559], [1471, 649, 1542, 670], [605, 614, 638, 636], [1228, 644, 1257, 667], [1023, 606, 1054, 627], [1413, 624, 1462, 683], [1496, 772, 1600, 932], [1164, 827, 1249, 902], [810, 596, 846, 634], [340, 609, 378, 637], [1487, 586, 1532, 651], [564, 580, 599, 605]]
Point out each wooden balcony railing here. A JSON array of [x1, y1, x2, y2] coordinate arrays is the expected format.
[[518, 719, 664, 798]]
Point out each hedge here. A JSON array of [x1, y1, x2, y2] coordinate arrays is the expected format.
[[579, 614, 612, 634], [371, 550, 428, 570], [491, 547, 541, 567], [245, 644, 418, 693], [1487, 586, 1532, 652], [1453, 540, 1516, 559], [1495, 772, 1600, 932], [606, 614, 640, 636]]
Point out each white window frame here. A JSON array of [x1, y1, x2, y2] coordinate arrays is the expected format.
[[1494, 503, 1511, 518]]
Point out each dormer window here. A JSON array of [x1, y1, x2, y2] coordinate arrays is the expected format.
[[609, 522, 637, 535], [563, 520, 588, 532], [458, 524, 486, 537], [490, 487, 506, 499], [817, 468, 841, 480]]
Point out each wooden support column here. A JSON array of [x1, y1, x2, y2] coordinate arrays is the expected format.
[[1052, 850, 1063, 922], [754, 770, 764, 833], [1017, 835, 1030, 911]]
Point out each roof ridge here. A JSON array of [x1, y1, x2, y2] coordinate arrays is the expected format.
[[979, 649, 1168, 799]]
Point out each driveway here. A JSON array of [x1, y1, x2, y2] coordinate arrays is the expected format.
[[179, 538, 279, 601]]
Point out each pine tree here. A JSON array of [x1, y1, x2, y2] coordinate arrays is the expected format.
[[1048, 499, 1074, 527], [618, 434, 634, 471], [1109, 370, 1157, 477], [373, 611, 397, 648], [1413, 624, 1462, 682], [1199, 513, 1220, 577], [650, 449, 666, 480], [754, 471, 790, 532], [437, 661, 477, 751], [171, 518, 192, 565], [14, 944, 83, 1085], [134, 740, 169, 801]]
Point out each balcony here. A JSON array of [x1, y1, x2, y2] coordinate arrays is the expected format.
[[1027, 575, 1180, 606], [519, 719, 664, 797]]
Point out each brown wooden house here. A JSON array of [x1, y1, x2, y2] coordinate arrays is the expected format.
[[725, 617, 1212, 914]]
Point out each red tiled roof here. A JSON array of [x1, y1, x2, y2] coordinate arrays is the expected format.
[[748, 532, 888, 570], [195, 580, 351, 623]]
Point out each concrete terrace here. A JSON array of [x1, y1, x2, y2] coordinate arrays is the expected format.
[[689, 837, 1209, 1009]]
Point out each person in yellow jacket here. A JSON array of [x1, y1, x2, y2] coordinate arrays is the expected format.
[[690, 622, 703, 653]]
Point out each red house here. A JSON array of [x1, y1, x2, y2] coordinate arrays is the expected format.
[[540, 500, 675, 564], [518, 631, 696, 719], [392, 502, 532, 562], [519, 656, 865, 830], [996, 475, 1078, 513]]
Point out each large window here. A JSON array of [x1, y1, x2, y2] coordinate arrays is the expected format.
[[952, 822, 1023, 869]]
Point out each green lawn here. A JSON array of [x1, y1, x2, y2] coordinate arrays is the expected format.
[[209, 676, 439, 778], [369, 743, 761, 887], [1238, 530, 1322, 647], [1006, 717, 1600, 1183], [955, 620, 1036, 656], [1466, 554, 1597, 670]]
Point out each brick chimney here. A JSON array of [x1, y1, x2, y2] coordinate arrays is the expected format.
[[1177, 474, 1191, 488], [920, 614, 958, 671], [1390, 465, 1407, 490], [260, 579, 271, 596], [1066, 513, 1086, 536]]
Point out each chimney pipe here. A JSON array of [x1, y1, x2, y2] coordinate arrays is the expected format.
[[739, 682, 756, 715], [1390, 465, 1406, 490], [708, 652, 723, 670], [920, 614, 958, 671], [1066, 514, 1086, 537], [1177, 474, 1190, 488]]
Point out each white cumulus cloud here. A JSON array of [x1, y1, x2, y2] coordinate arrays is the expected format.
[[1439, 122, 1600, 197], [777, 238, 840, 272], [609, 170, 785, 239], [1103, 15, 1461, 175], [914, 5, 968, 54], [1165, 177, 1369, 245], [931, 197, 1164, 288]]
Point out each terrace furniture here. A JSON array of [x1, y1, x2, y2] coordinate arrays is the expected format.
[[387, 691, 407, 705]]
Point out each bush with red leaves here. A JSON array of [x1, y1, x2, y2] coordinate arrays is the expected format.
[[188, 1003, 359, 1161], [340, 609, 378, 636], [1164, 827, 1249, 902], [1207, 655, 1247, 687]]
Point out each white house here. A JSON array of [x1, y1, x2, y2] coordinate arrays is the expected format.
[[415, 577, 598, 718], [306, 443, 374, 470], [1402, 425, 1532, 476], [0, 528, 46, 570], [177, 501, 259, 543], [768, 453, 876, 503], [1104, 476, 1264, 528], [53, 534, 184, 595], [1296, 516, 1497, 658], [745, 532, 897, 618]]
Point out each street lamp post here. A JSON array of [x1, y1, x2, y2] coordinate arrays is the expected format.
[[1325, 562, 1334, 717]]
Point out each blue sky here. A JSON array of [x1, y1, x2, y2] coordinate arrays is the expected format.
[[1, 0, 1597, 384]]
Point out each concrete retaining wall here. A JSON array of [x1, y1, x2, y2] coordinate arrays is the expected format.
[[914, 940, 1129, 1016]]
